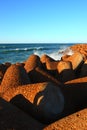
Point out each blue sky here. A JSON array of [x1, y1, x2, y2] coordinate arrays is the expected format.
[[0, 0, 87, 43]]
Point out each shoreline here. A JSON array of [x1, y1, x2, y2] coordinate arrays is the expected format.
[[0, 43, 87, 129]]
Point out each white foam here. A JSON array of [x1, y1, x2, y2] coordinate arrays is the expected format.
[[63, 47, 74, 55], [24, 48, 28, 51], [33, 50, 42, 56], [33, 46, 74, 61], [15, 48, 19, 50], [34, 50, 63, 61], [48, 52, 62, 60]]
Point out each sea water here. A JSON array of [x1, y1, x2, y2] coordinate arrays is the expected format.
[[0, 43, 74, 63]]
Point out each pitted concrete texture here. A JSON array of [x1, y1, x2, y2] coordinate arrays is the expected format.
[[44, 108, 87, 130]]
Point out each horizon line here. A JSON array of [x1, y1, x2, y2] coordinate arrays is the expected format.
[[0, 42, 86, 44]]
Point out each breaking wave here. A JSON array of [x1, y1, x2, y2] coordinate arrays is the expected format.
[[0, 43, 74, 63], [34, 46, 74, 61], [1, 47, 49, 53]]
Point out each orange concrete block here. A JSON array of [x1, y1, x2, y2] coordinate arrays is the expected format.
[[57, 61, 75, 82], [0, 64, 30, 94], [2, 82, 64, 123], [24, 54, 42, 73], [44, 108, 87, 130]]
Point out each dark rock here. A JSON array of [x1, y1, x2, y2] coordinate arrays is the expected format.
[[4, 62, 11, 68]]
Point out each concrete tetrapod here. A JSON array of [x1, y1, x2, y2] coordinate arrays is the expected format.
[[62, 52, 84, 70], [70, 43, 87, 59], [57, 61, 75, 82], [28, 66, 61, 85], [80, 60, 87, 77], [44, 108, 87, 130], [1, 82, 64, 124], [0, 64, 30, 94], [61, 77, 87, 115], [24, 54, 42, 73], [0, 98, 44, 130]]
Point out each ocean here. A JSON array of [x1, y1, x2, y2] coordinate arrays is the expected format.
[[0, 43, 75, 63]]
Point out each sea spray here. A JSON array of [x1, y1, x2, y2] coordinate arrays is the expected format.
[[0, 43, 74, 63]]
